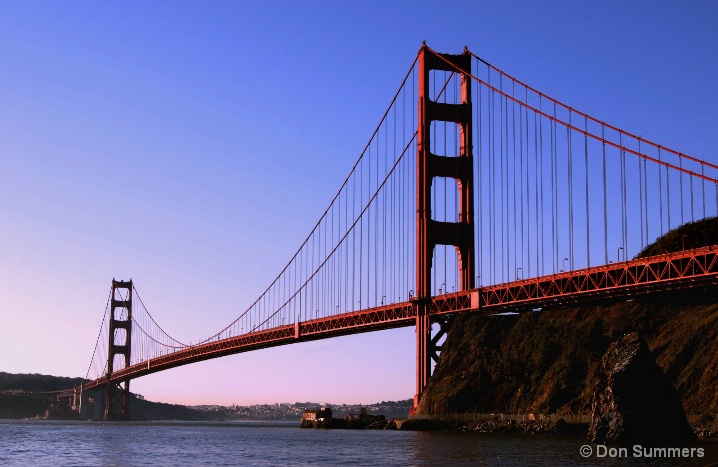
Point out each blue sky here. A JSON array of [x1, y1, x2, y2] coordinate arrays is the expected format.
[[1, 1, 716, 405]]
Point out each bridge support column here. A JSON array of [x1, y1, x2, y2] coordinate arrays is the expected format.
[[104, 279, 132, 421], [414, 44, 474, 412], [80, 387, 105, 420], [414, 299, 431, 410], [429, 315, 452, 365]]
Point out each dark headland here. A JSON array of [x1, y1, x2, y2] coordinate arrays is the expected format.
[[412, 217, 718, 439]]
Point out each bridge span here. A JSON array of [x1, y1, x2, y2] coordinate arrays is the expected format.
[[81, 245, 717, 394], [73, 44, 718, 419]]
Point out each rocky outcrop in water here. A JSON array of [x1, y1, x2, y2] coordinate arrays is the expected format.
[[588, 333, 695, 444]]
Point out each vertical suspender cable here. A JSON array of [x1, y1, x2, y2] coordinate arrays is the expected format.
[[584, 116, 590, 267], [525, 89, 531, 277], [638, 140, 645, 250], [500, 75, 505, 282], [359, 147, 363, 310], [691, 170, 695, 222], [622, 133, 628, 257], [534, 109, 540, 276], [477, 61, 483, 286], [376, 130, 379, 306], [520, 91, 525, 275], [703, 164, 708, 218], [619, 133, 625, 258], [554, 104, 559, 271], [367, 140, 371, 304], [512, 81, 517, 278], [645, 155, 650, 243], [680, 157, 685, 225], [658, 147, 664, 236], [539, 105, 545, 275], [602, 125, 608, 265], [568, 111, 574, 270], [501, 88, 511, 282], [664, 151, 670, 232], [490, 82, 495, 284], [352, 157, 356, 310], [551, 103, 557, 274]]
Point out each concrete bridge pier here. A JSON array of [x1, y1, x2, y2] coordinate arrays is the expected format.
[[78, 388, 106, 420]]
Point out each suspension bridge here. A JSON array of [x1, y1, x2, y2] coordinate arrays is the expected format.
[[65, 44, 718, 420]]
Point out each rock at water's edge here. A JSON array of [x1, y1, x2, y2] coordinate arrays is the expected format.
[[588, 332, 695, 444]]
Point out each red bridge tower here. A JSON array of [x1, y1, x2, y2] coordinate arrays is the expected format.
[[414, 45, 474, 411], [105, 279, 133, 420]]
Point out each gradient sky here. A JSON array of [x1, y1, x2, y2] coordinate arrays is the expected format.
[[1, 1, 716, 406]]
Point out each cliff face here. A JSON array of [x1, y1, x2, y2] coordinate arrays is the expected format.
[[418, 218, 718, 416], [420, 289, 718, 416]]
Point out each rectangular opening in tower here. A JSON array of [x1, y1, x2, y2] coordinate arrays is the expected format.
[[113, 328, 127, 346], [431, 245, 460, 296], [112, 354, 128, 372], [429, 70, 463, 104], [112, 307, 128, 321], [430, 121, 462, 157], [431, 177, 460, 223]]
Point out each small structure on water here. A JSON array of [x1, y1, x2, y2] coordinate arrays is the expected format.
[[302, 407, 332, 421], [345, 406, 384, 424], [301, 405, 392, 429]]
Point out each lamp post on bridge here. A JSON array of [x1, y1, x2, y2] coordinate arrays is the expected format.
[[516, 267, 522, 280], [618, 246, 624, 263], [562, 257, 568, 272]]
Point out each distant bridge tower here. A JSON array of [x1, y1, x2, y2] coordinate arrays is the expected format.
[[414, 45, 474, 410], [104, 279, 133, 420]]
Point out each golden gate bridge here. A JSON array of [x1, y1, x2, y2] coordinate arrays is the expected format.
[[65, 44, 718, 419]]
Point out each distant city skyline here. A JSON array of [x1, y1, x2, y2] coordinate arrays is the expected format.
[[1, 1, 716, 405]]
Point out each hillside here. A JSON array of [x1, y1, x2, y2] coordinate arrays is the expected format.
[[0, 372, 85, 419], [0, 372, 413, 421], [0, 372, 212, 420], [0, 372, 85, 392], [418, 217, 718, 416]]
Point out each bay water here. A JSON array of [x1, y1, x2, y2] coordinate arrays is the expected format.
[[1, 419, 717, 466]]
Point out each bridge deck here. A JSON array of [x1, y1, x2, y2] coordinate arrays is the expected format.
[[82, 245, 718, 392]]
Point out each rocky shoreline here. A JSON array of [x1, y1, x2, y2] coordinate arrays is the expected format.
[[417, 418, 718, 439], [401, 417, 586, 435], [302, 416, 718, 439], [301, 417, 587, 434]]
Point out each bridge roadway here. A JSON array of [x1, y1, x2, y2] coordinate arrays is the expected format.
[[82, 245, 718, 392]]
